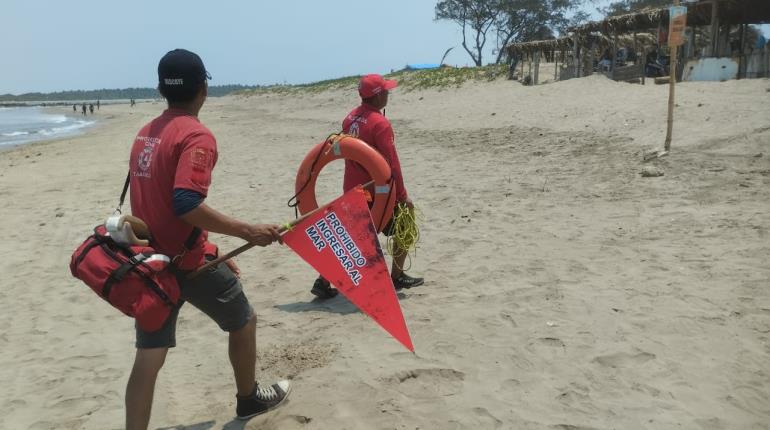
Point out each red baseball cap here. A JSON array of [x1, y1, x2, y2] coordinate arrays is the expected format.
[[358, 74, 398, 99]]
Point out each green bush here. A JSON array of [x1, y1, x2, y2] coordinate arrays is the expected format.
[[236, 64, 509, 97]]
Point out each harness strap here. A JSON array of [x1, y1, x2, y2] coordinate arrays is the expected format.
[[102, 254, 143, 300], [101, 250, 175, 307], [115, 171, 201, 258], [116, 172, 130, 214], [185, 227, 202, 250], [72, 236, 104, 270]]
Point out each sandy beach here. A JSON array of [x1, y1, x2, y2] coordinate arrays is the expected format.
[[1, 75, 769, 429]]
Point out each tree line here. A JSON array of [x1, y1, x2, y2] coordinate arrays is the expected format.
[[0, 84, 258, 102]]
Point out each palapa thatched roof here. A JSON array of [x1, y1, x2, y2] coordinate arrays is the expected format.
[[572, 0, 770, 35], [572, 8, 666, 34], [507, 0, 770, 56], [507, 32, 658, 57], [507, 37, 574, 54]]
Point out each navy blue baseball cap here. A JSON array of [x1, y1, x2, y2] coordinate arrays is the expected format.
[[158, 49, 211, 96]]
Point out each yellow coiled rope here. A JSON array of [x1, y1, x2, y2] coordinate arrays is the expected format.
[[386, 202, 423, 271]]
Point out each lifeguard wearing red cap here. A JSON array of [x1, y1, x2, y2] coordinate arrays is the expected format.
[[358, 74, 398, 99]]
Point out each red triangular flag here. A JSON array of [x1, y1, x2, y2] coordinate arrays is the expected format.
[[282, 187, 414, 352]]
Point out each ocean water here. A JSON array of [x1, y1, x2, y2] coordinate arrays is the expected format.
[[0, 106, 95, 148]]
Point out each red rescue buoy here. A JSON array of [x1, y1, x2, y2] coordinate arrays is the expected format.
[[294, 134, 396, 232]]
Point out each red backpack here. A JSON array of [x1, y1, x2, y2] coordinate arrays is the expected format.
[[69, 174, 199, 332], [70, 225, 182, 331]]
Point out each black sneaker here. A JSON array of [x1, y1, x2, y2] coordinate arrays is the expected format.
[[393, 273, 424, 290], [310, 277, 338, 299], [236, 380, 291, 420]]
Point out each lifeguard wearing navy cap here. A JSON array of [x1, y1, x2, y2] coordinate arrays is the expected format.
[[310, 73, 425, 299], [125, 48, 291, 429], [157, 49, 211, 102]]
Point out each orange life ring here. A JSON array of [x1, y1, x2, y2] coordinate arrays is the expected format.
[[294, 134, 396, 232]]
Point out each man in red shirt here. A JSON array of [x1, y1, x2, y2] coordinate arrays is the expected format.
[[311, 74, 424, 299], [126, 49, 290, 429]]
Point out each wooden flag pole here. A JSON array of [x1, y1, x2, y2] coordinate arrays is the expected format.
[[188, 181, 374, 279]]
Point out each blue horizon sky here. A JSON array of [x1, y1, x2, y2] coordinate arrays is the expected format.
[[2, 1, 767, 95]]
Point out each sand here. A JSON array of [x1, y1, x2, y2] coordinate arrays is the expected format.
[[1, 75, 769, 430]]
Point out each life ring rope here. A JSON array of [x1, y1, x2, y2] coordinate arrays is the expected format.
[[292, 133, 396, 232]]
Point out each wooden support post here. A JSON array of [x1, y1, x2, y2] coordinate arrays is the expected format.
[[527, 54, 532, 81], [664, 0, 680, 153], [686, 27, 695, 59], [574, 37, 580, 78], [738, 23, 746, 79], [533, 51, 540, 85], [634, 32, 639, 64], [555, 54, 559, 81], [612, 32, 618, 76], [710, 0, 719, 57]]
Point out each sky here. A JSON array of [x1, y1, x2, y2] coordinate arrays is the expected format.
[[1, 1, 766, 95]]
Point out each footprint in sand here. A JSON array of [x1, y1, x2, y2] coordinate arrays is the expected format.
[[431, 340, 457, 355], [526, 337, 567, 358], [592, 351, 655, 368], [471, 406, 504, 429], [549, 425, 601, 430], [693, 417, 725, 430], [499, 311, 518, 327], [251, 414, 313, 430], [555, 385, 599, 416], [726, 384, 770, 416], [384, 368, 465, 399]]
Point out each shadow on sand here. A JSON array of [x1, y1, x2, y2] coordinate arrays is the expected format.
[[275, 292, 407, 315], [157, 418, 249, 430], [157, 420, 216, 430]]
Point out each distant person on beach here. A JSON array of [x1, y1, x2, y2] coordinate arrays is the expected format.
[[96, 99, 100, 110], [73, 104, 77, 112], [81, 103, 87, 116], [124, 49, 290, 430], [310, 74, 424, 299], [130, 98, 136, 107], [89, 104, 94, 114]]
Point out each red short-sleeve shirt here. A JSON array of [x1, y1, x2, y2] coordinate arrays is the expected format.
[[342, 104, 408, 202], [129, 109, 217, 270]]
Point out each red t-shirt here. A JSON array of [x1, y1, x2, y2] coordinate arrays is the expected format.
[[129, 109, 217, 270], [342, 104, 408, 202]]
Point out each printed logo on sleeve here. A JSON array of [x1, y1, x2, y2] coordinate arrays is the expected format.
[[190, 148, 211, 172]]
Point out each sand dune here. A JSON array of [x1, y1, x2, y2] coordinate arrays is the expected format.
[[1, 75, 768, 429]]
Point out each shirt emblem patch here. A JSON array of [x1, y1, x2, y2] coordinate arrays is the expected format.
[[191, 148, 210, 171]]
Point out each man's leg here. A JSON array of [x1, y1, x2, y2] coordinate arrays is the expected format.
[[126, 348, 168, 430], [181, 261, 290, 418], [229, 314, 257, 396], [230, 312, 291, 419], [181, 262, 258, 395], [391, 245, 408, 279], [387, 228, 423, 289]]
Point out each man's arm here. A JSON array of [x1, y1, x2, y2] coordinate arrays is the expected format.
[[172, 133, 281, 246], [374, 123, 409, 204], [180, 203, 281, 246]]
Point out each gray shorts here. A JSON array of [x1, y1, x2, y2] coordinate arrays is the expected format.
[[135, 259, 254, 349]]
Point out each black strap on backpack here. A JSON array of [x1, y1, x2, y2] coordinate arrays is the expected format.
[[116, 171, 201, 253], [115, 172, 131, 214]]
